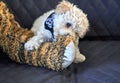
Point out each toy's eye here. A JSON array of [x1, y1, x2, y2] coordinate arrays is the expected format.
[[66, 22, 72, 28]]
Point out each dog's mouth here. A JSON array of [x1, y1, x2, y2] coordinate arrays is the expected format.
[[44, 12, 55, 38]]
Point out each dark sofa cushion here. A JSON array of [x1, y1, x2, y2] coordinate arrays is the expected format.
[[0, 41, 120, 83]]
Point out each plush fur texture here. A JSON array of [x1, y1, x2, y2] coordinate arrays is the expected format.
[[0, 1, 77, 70], [25, 0, 89, 63]]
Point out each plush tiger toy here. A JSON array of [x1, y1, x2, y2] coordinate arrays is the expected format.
[[0, 1, 76, 71]]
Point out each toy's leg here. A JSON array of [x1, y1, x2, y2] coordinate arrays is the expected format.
[[74, 46, 86, 63], [62, 41, 75, 68]]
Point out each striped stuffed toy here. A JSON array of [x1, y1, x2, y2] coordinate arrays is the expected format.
[[0, 1, 75, 71]]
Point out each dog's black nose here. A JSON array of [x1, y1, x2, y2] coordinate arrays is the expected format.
[[66, 22, 72, 27]]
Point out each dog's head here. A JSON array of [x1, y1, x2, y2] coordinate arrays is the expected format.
[[53, 0, 89, 38]]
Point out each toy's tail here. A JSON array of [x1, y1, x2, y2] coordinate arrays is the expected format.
[[0, 1, 73, 70]]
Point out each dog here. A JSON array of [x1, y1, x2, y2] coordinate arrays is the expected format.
[[25, 0, 89, 68]]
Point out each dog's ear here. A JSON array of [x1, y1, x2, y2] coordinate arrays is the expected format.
[[77, 15, 89, 38], [55, 0, 73, 14]]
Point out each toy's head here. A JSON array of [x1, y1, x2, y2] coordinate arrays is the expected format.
[[53, 0, 89, 38]]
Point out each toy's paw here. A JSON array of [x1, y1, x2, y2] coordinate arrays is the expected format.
[[24, 40, 39, 51], [62, 41, 75, 68], [74, 54, 86, 63]]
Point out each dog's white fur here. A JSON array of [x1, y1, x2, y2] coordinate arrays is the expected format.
[[25, 0, 89, 68]]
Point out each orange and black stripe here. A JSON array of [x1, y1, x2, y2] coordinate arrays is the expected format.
[[0, 1, 74, 71]]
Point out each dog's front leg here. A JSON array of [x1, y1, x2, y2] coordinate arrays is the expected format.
[[74, 46, 86, 63], [24, 36, 44, 51]]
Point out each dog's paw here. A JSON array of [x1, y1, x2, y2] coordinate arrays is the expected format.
[[62, 41, 75, 68], [24, 40, 39, 51], [74, 54, 86, 63]]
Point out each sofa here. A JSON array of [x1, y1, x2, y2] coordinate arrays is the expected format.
[[0, 0, 120, 83]]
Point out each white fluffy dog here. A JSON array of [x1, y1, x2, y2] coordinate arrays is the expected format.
[[25, 0, 89, 68]]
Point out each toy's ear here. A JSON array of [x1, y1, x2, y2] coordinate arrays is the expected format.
[[55, 0, 73, 14]]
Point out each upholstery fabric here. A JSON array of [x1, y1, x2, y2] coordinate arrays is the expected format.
[[0, 41, 120, 83], [0, 0, 120, 83]]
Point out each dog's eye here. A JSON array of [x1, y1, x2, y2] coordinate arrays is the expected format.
[[66, 22, 72, 28]]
